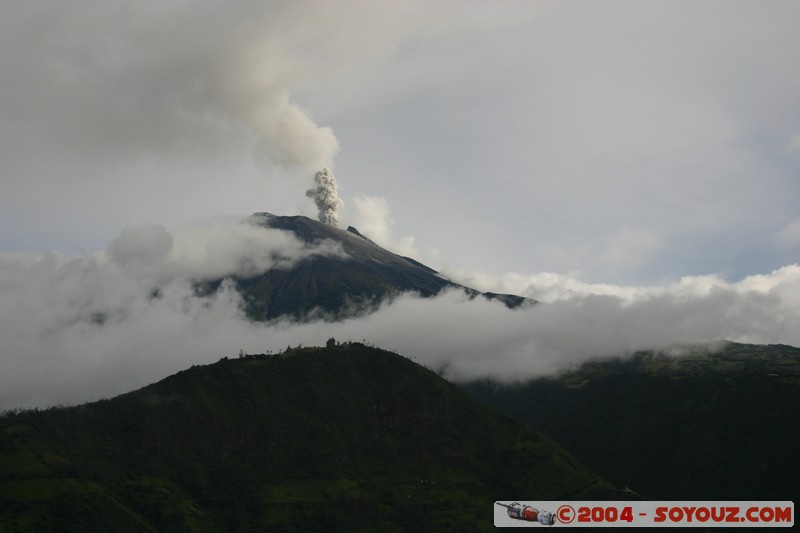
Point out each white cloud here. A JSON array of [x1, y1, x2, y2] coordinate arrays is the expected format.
[[164, 217, 346, 280], [102, 217, 347, 285], [444, 263, 800, 306], [347, 195, 422, 258], [0, 217, 351, 409], [107, 225, 173, 267], [325, 265, 800, 383]]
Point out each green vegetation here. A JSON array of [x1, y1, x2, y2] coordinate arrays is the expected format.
[[462, 342, 800, 502], [0, 343, 626, 531]]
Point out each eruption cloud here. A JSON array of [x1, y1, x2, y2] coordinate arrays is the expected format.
[[306, 168, 342, 226]]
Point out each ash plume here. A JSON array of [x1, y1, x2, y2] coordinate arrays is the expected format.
[[306, 168, 342, 226]]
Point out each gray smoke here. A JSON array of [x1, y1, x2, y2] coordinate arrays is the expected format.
[[306, 168, 342, 226]]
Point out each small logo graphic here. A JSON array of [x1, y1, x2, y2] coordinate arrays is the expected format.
[[557, 504, 576, 524], [496, 502, 556, 526]]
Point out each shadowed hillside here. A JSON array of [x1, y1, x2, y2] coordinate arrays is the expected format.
[[462, 342, 800, 503], [0, 343, 625, 532]]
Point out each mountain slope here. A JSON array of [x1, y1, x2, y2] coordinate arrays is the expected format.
[[204, 213, 531, 321], [462, 342, 800, 502], [0, 344, 626, 532]]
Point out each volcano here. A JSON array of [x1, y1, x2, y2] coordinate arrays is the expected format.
[[201, 212, 533, 321]]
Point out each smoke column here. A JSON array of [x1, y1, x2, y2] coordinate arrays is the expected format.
[[306, 168, 342, 226]]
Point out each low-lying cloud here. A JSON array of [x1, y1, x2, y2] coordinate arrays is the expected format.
[[327, 270, 800, 382], [2, 219, 799, 410], [0, 218, 349, 409]]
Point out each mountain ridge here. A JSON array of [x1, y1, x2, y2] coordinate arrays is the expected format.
[[0, 343, 628, 531], [203, 213, 533, 321]]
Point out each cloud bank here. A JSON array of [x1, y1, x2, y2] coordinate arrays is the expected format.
[[2, 219, 799, 410], [0, 218, 348, 409]]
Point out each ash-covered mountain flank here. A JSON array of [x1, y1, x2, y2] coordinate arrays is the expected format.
[[202, 212, 532, 321]]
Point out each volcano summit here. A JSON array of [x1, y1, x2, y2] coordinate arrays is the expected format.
[[199, 212, 532, 322]]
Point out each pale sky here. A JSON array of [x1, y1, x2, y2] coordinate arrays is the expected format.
[[2, 1, 800, 408]]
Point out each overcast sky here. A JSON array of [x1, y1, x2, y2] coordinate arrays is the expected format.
[[2, 0, 798, 283], [2, 1, 800, 409]]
